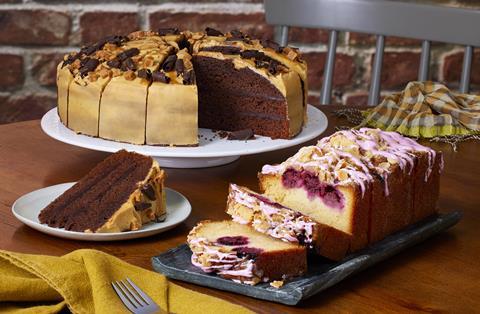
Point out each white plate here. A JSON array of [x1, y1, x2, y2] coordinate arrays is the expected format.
[[41, 105, 328, 168], [12, 183, 191, 241]]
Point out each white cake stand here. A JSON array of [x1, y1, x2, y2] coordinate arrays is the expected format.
[[41, 105, 328, 168]]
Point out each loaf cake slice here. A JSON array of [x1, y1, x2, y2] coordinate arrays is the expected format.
[[187, 220, 307, 285], [226, 184, 351, 260], [38, 150, 166, 233], [259, 128, 442, 255]]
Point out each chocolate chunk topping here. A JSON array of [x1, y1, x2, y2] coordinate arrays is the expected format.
[[254, 59, 269, 69], [107, 58, 121, 68], [122, 58, 136, 71], [162, 55, 177, 72], [80, 44, 98, 56], [183, 70, 195, 85], [261, 39, 283, 53], [205, 27, 223, 36], [178, 37, 190, 51], [201, 46, 241, 55], [216, 236, 249, 246], [174, 59, 184, 75], [101, 35, 127, 46], [156, 213, 167, 223], [137, 68, 152, 81], [158, 27, 179, 36], [229, 29, 245, 40], [152, 71, 170, 83], [62, 53, 81, 67], [117, 48, 140, 61], [79, 58, 100, 77], [240, 49, 265, 60], [134, 201, 151, 211], [227, 129, 254, 140], [268, 59, 280, 75], [140, 183, 156, 200]]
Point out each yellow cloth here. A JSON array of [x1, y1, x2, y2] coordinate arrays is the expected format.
[[360, 81, 480, 138], [0, 249, 253, 314]]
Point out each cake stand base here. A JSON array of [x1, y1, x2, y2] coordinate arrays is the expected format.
[[153, 156, 240, 168]]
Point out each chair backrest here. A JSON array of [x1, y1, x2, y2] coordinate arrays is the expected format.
[[264, 0, 480, 105]]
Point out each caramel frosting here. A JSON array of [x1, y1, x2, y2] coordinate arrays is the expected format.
[[58, 27, 307, 145], [262, 128, 443, 196]]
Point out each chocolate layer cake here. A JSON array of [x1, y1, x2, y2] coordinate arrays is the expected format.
[[38, 150, 166, 233], [226, 184, 350, 261], [56, 28, 307, 145], [187, 220, 307, 285], [259, 128, 443, 258]]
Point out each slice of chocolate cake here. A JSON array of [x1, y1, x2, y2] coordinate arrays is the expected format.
[[188, 220, 307, 285], [226, 184, 351, 261], [38, 150, 166, 233]]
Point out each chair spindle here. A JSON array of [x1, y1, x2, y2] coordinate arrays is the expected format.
[[418, 40, 431, 81], [320, 30, 338, 105], [368, 35, 385, 106], [460, 45, 473, 93]]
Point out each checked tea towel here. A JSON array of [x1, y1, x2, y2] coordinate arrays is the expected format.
[[360, 81, 480, 138]]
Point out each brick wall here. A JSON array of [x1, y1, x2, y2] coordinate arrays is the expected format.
[[0, 0, 479, 124]]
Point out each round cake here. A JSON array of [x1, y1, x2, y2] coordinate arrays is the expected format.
[[56, 27, 308, 146]]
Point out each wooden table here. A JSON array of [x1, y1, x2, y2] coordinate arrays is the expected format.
[[1, 106, 479, 313]]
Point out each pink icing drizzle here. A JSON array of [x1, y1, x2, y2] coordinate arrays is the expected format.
[[261, 128, 441, 196]]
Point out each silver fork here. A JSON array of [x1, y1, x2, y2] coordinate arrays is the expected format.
[[112, 278, 162, 314]]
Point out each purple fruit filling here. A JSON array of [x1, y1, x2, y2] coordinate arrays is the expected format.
[[281, 168, 345, 210], [216, 236, 249, 246], [252, 194, 284, 209], [233, 247, 264, 259]]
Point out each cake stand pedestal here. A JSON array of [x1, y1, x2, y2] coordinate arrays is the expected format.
[[154, 156, 240, 168]]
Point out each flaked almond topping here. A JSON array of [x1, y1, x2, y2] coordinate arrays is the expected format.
[[104, 43, 118, 51], [88, 72, 99, 82], [143, 57, 154, 67], [132, 55, 143, 63], [71, 59, 82, 70], [98, 67, 111, 79], [124, 70, 136, 80], [111, 68, 122, 77]]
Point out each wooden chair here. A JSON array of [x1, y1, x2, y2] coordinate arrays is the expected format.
[[264, 0, 480, 105]]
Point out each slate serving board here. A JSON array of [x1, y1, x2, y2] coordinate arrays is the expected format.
[[152, 211, 462, 305]]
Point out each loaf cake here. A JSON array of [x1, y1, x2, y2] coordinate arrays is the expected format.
[[187, 220, 307, 285], [57, 28, 307, 145], [226, 184, 351, 260], [259, 128, 443, 256], [38, 150, 166, 233]]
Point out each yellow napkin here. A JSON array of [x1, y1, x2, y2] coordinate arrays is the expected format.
[[0, 249, 253, 314]]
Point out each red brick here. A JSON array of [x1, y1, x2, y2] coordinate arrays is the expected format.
[[349, 32, 421, 46], [149, 11, 274, 40], [79, 12, 140, 45], [442, 50, 480, 85], [371, 52, 420, 89], [0, 54, 24, 88], [31, 53, 65, 87], [302, 52, 355, 90], [344, 92, 369, 106], [307, 94, 320, 106], [0, 10, 71, 45], [0, 94, 56, 124], [288, 27, 328, 44]]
